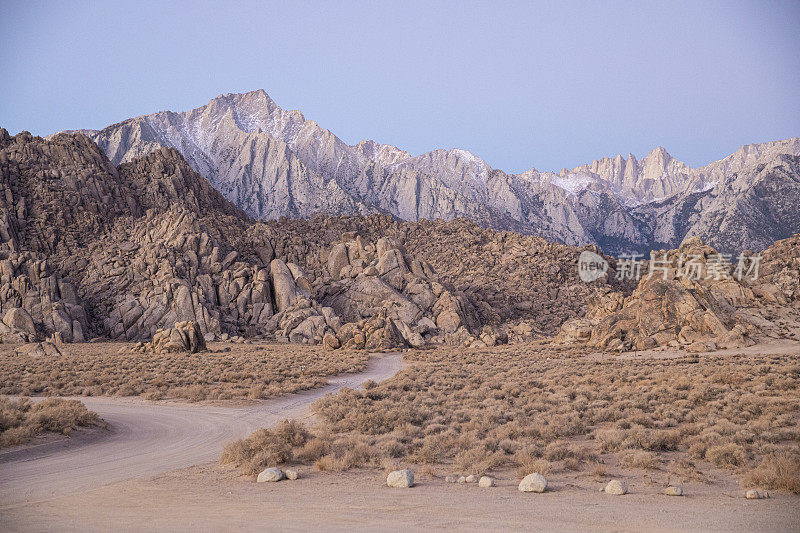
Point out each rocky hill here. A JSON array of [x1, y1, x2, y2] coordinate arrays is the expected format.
[[558, 235, 800, 352], [0, 128, 626, 348], [62, 90, 800, 255], [3, 127, 798, 353]]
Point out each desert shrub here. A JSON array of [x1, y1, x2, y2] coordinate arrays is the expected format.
[[544, 442, 595, 462], [453, 446, 504, 475], [314, 436, 379, 471], [588, 460, 608, 479], [216, 344, 800, 480], [619, 450, 660, 470], [622, 428, 680, 451], [409, 434, 452, 464], [295, 436, 331, 463], [705, 443, 747, 469], [742, 452, 800, 493], [220, 419, 310, 475], [513, 449, 551, 478], [0, 342, 369, 402], [0, 397, 100, 447], [594, 428, 625, 451]]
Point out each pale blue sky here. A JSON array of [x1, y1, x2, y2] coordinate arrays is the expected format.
[[1, 0, 798, 172]]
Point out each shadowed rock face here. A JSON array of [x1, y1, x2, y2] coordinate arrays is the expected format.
[[59, 90, 800, 255]]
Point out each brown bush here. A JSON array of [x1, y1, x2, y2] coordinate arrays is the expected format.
[[705, 443, 748, 469], [619, 450, 660, 470], [0, 397, 100, 447], [514, 450, 552, 479], [587, 460, 608, 479], [742, 452, 800, 493], [220, 419, 310, 475], [220, 343, 800, 490]]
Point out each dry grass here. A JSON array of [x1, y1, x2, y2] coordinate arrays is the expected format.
[[0, 397, 100, 447], [618, 450, 660, 470], [704, 443, 748, 469], [222, 342, 800, 491], [741, 451, 800, 493], [0, 342, 369, 402], [220, 419, 310, 475]]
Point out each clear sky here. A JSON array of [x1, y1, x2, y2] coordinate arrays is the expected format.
[[1, 0, 798, 173]]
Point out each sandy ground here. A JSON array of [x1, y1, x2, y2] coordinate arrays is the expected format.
[[2, 462, 798, 532], [0, 352, 403, 506]]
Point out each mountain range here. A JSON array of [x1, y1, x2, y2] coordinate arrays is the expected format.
[[59, 90, 800, 255]]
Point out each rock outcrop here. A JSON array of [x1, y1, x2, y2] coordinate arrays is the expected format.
[[146, 321, 207, 354], [0, 130, 489, 347], [559, 235, 800, 351], [317, 234, 475, 348]]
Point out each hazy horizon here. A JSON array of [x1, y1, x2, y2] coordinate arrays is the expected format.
[[1, 0, 799, 173]]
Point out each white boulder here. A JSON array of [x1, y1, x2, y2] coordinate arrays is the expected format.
[[518, 473, 547, 493], [386, 469, 415, 488], [604, 479, 628, 495], [478, 476, 495, 488], [257, 467, 285, 483]]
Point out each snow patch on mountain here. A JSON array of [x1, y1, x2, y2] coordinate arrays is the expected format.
[[550, 173, 597, 195]]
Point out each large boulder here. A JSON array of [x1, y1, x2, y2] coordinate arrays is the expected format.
[[323, 276, 422, 326], [478, 476, 496, 487], [376, 248, 408, 278], [15, 340, 62, 358], [433, 292, 466, 334], [270, 259, 300, 313], [287, 263, 312, 296], [604, 479, 628, 495], [256, 467, 285, 483], [149, 321, 207, 353], [51, 308, 74, 342], [327, 243, 350, 280], [518, 473, 547, 493], [3, 307, 36, 337], [335, 312, 408, 351], [386, 469, 414, 488]]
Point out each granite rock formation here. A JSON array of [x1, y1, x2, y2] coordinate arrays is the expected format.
[[4, 127, 798, 351]]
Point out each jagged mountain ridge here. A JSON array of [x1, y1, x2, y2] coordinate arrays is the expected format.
[[59, 90, 800, 254]]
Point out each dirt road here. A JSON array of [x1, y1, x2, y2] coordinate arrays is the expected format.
[[0, 352, 403, 506]]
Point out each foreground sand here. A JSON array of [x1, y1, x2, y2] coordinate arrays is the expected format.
[[2, 462, 798, 532]]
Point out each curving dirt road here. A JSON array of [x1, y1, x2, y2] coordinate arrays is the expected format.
[[0, 352, 403, 506]]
